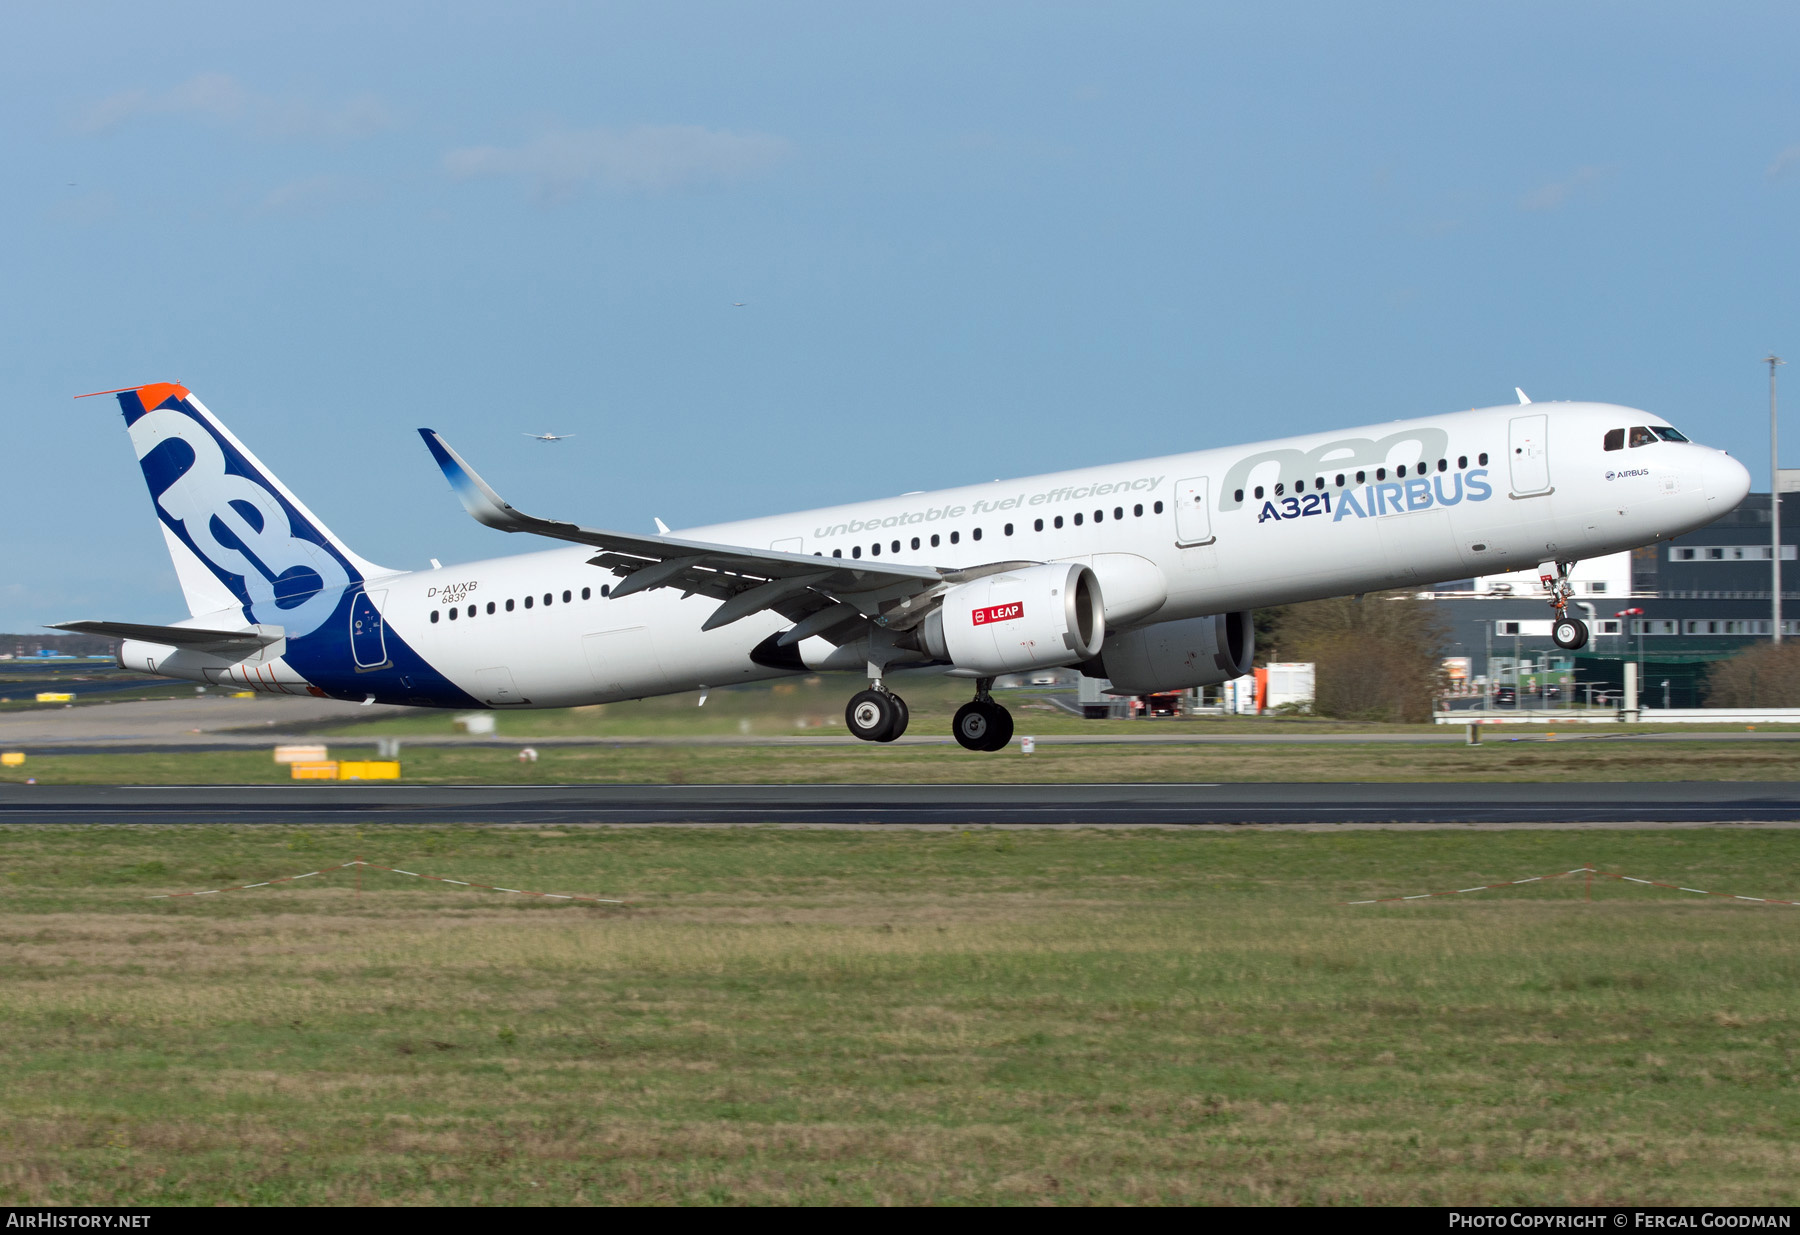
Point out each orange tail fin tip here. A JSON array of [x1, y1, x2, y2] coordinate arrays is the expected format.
[[74, 382, 190, 409]]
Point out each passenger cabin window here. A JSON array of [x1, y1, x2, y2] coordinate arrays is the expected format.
[[430, 610, 440, 623], [950, 531, 960, 544], [524, 595, 533, 608], [486, 602, 495, 614], [973, 527, 983, 540], [930, 534, 940, 547], [1478, 453, 1488, 465], [1034, 518, 1044, 531], [1456, 456, 1467, 469], [1629, 426, 1657, 447], [1603, 428, 1625, 451], [1053, 516, 1063, 528], [505, 598, 515, 611], [1396, 466, 1406, 478], [1153, 500, 1164, 514], [911, 537, 921, 549]]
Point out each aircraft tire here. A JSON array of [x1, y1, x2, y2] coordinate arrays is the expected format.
[[980, 702, 1014, 751], [846, 690, 901, 743], [876, 694, 909, 742], [1551, 618, 1589, 650], [953, 700, 1013, 751]]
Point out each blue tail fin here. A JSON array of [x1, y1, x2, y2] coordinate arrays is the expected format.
[[104, 382, 394, 637]]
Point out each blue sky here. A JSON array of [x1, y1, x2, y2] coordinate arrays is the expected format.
[[5, 2, 1799, 629]]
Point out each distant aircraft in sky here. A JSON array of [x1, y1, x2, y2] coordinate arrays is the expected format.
[[523, 431, 575, 442], [59, 381, 1750, 751], [731, 302, 747, 307]]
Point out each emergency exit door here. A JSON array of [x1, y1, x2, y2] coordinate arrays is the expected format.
[[1509, 414, 1551, 496], [1174, 476, 1214, 546]]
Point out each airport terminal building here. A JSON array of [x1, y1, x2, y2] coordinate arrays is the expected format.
[[1425, 481, 1799, 707]]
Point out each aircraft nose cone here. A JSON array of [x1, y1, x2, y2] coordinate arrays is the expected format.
[[1702, 450, 1752, 506]]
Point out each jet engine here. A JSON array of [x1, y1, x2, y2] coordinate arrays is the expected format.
[[1087, 611, 1254, 694], [920, 562, 1105, 675]]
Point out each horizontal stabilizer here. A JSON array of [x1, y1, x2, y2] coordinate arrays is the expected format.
[[48, 620, 283, 655]]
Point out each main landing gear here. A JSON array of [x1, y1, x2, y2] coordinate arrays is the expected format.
[[1541, 560, 1590, 650], [843, 676, 1013, 751], [845, 687, 909, 743], [952, 678, 1013, 752]]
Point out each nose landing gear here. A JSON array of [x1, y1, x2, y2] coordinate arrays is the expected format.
[[1542, 560, 1590, 650], [952, 677, 1013, 752]]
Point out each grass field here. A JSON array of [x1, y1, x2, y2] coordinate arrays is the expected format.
[[1, 824, 1796, 1205], [4, 734, 1798, 784]]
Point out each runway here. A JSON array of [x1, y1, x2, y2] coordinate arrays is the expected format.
[[4, 781, 1799, 826]]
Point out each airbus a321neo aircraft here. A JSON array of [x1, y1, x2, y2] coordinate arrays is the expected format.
[[57, 383, 1750, 750]]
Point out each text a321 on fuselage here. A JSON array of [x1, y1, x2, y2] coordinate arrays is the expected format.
[[55, 383, 1750, 751]]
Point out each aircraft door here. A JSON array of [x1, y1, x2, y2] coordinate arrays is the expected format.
[[350, 590, 388, 669], [1173, 477, 1215, 546], [475, 666, 527, 705], [1508, 414, 1551, 496]]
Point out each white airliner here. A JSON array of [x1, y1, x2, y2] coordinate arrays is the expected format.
[[523, 431, 575, 442], [56, 382, 1749, 750]]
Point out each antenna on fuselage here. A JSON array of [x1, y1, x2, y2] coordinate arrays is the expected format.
[[1515, 388, 1532, 404]]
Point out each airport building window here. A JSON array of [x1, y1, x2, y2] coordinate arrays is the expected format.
[[430, 610, 439, 623], [1153, 500, 1164, 514]]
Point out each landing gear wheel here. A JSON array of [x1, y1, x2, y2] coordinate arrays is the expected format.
[[1552, 617, 1589, 650], [878, 693, 909, 743], [952, 700, 1014, 751], [846, 690, 903, 743]]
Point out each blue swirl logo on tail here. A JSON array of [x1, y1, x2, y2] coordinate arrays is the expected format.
[[122, 389, 359, 638]]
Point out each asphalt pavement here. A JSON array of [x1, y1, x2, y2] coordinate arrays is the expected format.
[[4, 781, 1798, 826]]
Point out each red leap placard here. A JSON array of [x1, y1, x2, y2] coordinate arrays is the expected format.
[[972, 602, 1023, 626]]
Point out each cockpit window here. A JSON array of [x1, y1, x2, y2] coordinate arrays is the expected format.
[[1628, 426, 1658, 447], [1652, 426, 1689, 442], [1603, 428, 1625, 451]]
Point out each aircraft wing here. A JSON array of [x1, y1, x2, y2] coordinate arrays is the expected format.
[[419, 430, 946, 635], [48, 620, 283, 655]]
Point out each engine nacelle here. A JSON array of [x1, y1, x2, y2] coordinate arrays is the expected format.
[[921, 562, 1105, 675], [1089, 611, 1254, 695]]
